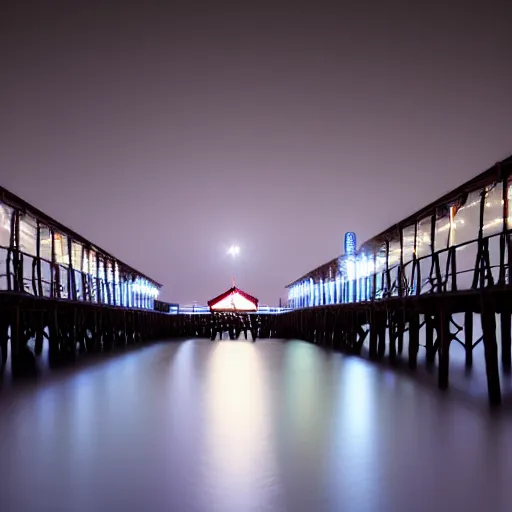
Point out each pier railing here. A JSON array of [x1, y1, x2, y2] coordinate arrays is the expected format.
[[0, 186, 161, 310], [287, 156, 512, 308], [282, 156, 512, 406]]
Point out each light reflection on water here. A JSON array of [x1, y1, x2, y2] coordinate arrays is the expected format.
[[1, 339, 512, 511], [203, 342, 280, 511], [329, 360, 382, 511]]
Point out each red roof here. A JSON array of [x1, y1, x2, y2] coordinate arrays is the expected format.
[[207, 286, 258, 312]]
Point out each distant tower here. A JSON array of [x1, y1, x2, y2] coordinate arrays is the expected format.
[[344, 232, 357, 300], [344, 232, 357, 257]]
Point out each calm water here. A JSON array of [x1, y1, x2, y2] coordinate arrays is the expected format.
[[1, 339, 512, 511]]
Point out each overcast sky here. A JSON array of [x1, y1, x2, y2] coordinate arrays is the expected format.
[[1, 1, 511, 305]]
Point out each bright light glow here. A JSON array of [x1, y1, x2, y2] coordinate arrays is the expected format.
[[205, 344, 274, 508], [336, 276, 341, 304], [227, 245, 240, 257], [438, 221, 451, 232], [329, 279, 335, 304], [356, 254, 374, 278], [346, 260, 356, 281], [132, 280, 159, 298], [483, 217, 503, 231], [210, 290, 257, 311]]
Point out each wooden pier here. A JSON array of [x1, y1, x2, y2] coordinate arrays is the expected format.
[[168, 311, 280, 341], [0, 292, 176, 373], [0, 293, 280, 375], [0, 184, 172, 374], [2, 155, 512, 407], [275, 288, 512, 406], [0, 183, 284, 375], [282, 155, 512, 406]]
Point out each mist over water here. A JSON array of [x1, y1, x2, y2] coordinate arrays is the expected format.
[[1, 339, 512, 512]]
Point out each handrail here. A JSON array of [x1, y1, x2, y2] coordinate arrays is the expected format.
[[287, 174, 512, 309]]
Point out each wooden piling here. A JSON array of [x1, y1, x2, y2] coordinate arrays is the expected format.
[[0, 317, 8, 364], [369, 311, 378, 360], [388, 311, 397, 362], [500, 311, 511, 372], [481, 300, 502, 406], [408, 312, 419, 370], [425, 314, 435, 366], [464, 311, 473, 368], [377, 312, 387, 360], [438, 308, 451, 390], [397, 312, 404, 356]]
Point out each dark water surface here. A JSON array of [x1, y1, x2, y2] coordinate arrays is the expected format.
[[1, 339, 512, 511]]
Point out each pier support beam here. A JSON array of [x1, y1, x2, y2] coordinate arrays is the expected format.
[[377, 312, 387, 360], [408, 312, 420, 370], [464, 311, 473, 368], [438, 309, 451, 390], [425, 314, 435, 366], [0, 317, 8, 365], [369, 312, 378, 360], [481, 304, 501, 406], [388, 311, 397, 362], [500, 312, 511, 372], [397, 313, 404, 357]]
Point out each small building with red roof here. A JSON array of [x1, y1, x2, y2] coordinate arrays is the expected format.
[[207, 286, 258, 312]]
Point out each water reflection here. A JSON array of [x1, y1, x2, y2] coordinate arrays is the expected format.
[[203, 342, 280, 511], [329, 359, 382, 511], [1, 339, 512, 511], [276, 342, 335, 507], [281, 342, 331, 444]]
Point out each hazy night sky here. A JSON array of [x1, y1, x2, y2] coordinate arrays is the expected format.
[[1, 1, 511, 305]]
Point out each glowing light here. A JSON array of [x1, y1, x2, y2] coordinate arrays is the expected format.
[[329, 279, 335, 304], [227, 245, 240, 257], [336, 276, 341, 304], [356, 254, 374, 278], [0, 204, 12, 231], [131, 280, 159, 299], [482, 217, 504, 231], [346, 260, 356, 281], [449, 206, 455, 246]]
